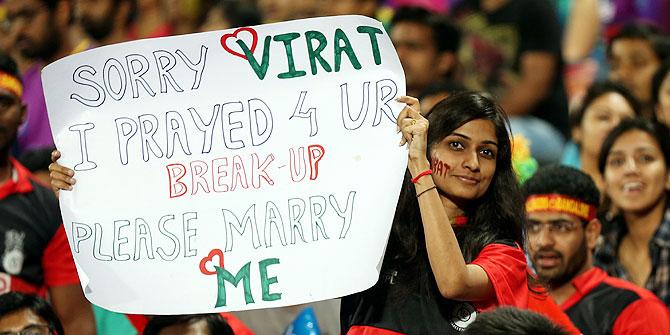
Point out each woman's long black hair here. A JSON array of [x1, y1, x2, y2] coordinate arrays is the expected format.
[[387, 91, 524, 265]]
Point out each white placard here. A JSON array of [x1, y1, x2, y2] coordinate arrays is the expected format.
[[42, 15, 407, 314]]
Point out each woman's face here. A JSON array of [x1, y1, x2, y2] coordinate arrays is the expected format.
[[429, 119, 498, 205], [604, 130, 670, 213], [575, 92, 636, 158], [609, 38, 661, 105], [655, 71, 670, 127]]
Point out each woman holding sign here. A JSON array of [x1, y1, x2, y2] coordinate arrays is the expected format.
[[339, 92, 527, 334]]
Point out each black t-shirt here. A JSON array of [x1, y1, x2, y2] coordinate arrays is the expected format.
[[340, 256, 478, 334], [340, 240, 528, 334], [452, 0, 569, 137]]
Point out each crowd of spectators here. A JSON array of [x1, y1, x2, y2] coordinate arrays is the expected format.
[[1, 0, 670, 334]]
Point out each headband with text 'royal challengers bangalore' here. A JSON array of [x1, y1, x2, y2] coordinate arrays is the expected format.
[[0, 71, 23, 98], [525, 194, 597, 222]]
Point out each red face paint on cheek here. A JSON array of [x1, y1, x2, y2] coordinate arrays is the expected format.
[[430, 156, 450, 178]]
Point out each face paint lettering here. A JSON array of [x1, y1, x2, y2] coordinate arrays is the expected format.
[[431, 156, 450, 178]]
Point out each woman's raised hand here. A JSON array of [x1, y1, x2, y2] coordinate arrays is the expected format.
[[48, 150, 76, 195], [396, 96, 429, 164]]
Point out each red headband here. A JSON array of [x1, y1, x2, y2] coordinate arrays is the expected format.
[[525, 194, 597, 221], [0, 71, 22, 98]]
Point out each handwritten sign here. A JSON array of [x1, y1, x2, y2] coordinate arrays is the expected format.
[[42, 15, 407, 314]]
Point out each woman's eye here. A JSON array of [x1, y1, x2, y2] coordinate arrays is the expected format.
[[639, 154, 655, 163], [449, 141, 464, 150], [607, 157, 624, 167], [480, 148, 496, 158], [596, 114, 611, 122]]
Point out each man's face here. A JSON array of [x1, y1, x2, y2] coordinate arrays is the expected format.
[[0, 87, 24, 153], [526, 211, 588, 288], [391, 22, 442, 95], [5, 0, 60, 60], [76, 0, 116, 41], [0, 308, 51, 335]]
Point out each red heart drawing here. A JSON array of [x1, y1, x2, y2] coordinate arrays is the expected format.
[[199, 249, 224, 275], [220, 27, 258, 60]]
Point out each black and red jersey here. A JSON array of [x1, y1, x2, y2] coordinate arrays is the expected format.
[[340, 242, 528, 334], [0, 158, 79, 294], [561, 267, 670, 335]]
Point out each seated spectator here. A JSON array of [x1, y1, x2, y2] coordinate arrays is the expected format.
[[76, 0, 134, 46], [525, 165, 670, 334], [143, 314, 233, 335], [463, 307, 569, 335], [0, 51, 95, 334], [596, 118, 670, 306], [607, 22, 670, 117], [560, 81, 640, 191], [4, 0, 78, 154], [0, 292, 64, 335], [390, 7, 460, 98], [652, 60, 670, 127]]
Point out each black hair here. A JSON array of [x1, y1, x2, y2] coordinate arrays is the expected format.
[[598, 117, 670, 174], [524, 165, 600, 211], [143, 314, 233, 335], [569, 81, 640, 129], [0, 292, 64, 335], [652, 60, 670, 107], [391, 6, 461, 54], [389, 91, 524, 264], [0, 51, 21, 82], [463, 307, 569, 335], [607, 22, 670, 61]]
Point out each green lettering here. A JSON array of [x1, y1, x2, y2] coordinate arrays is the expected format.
[[305, 31, 332, 75], [259, 258, 282, 302], [356, 26, 383, 65], [273, 32, 307, 79], [214, 264, 254, 307], [334, 29, 362, 72], [238, 37, 272, 80]]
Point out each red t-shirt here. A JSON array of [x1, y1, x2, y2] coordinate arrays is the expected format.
[[471, 243, 528, 311], [0, 158, 79, 295], [561, 267, 670, 335]]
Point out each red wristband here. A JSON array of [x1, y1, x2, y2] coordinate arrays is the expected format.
[[411, 169, 433, 183]]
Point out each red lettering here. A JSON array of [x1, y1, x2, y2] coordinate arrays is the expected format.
[[230, 155, 249, 191], [308, 144, 325, 180], [251, 153, 275, 189], [212, 158, 229, 192], [190, 160, 210, 195], [167, 164, 187, 198]]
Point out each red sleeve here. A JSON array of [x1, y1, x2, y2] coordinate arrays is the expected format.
[[612, 298, 670, 335], [42, 224, 80, 286], [220, 313, 255, 335], [470, 243, 528, 310]]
